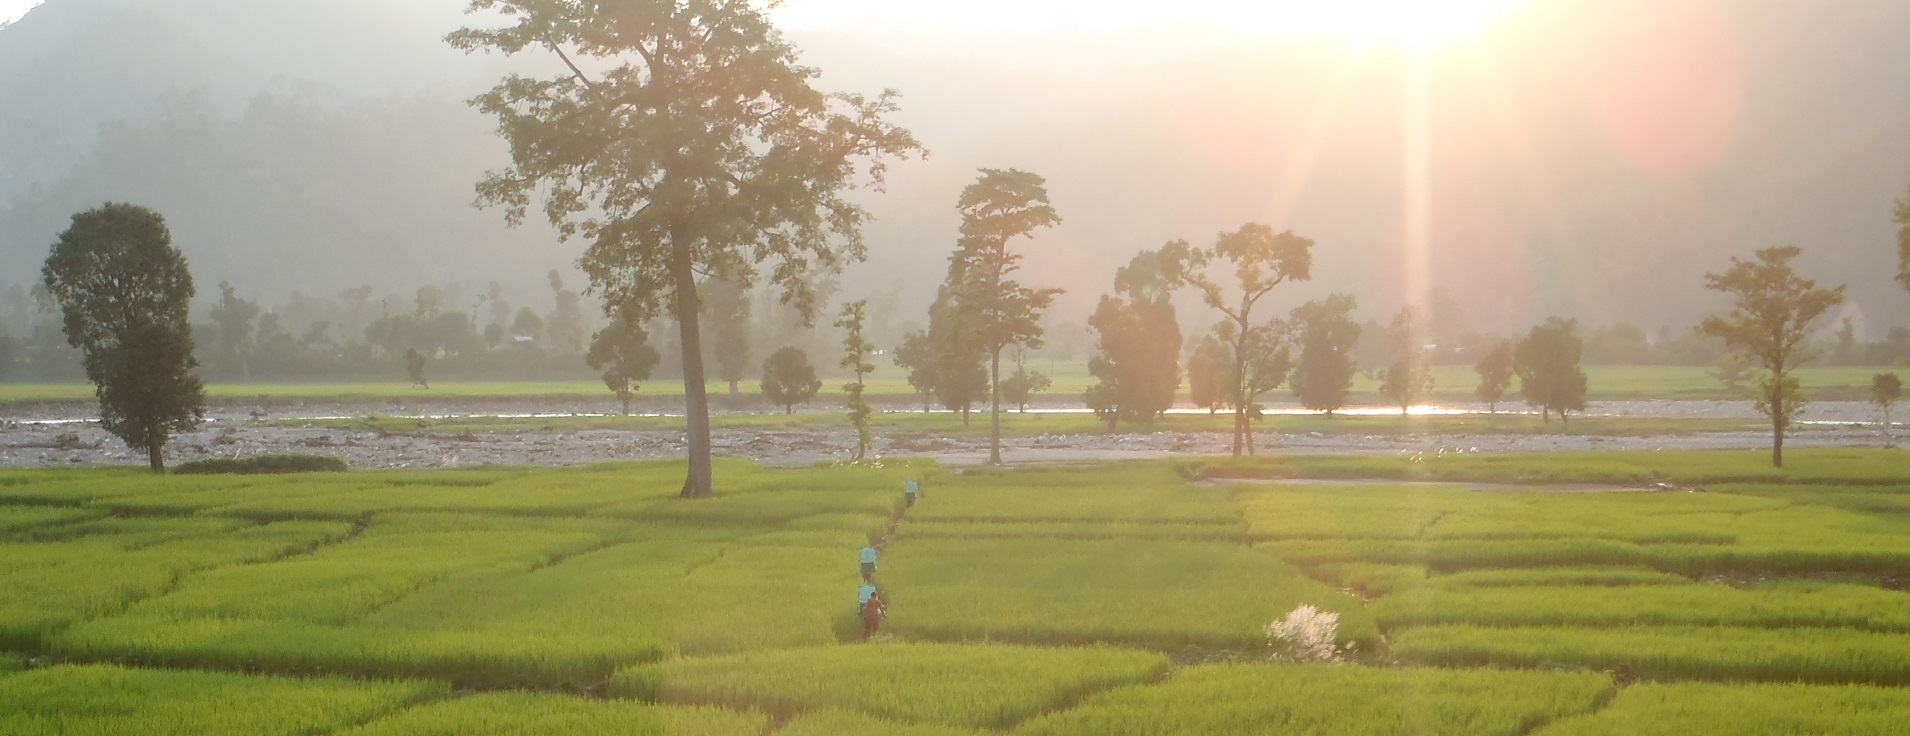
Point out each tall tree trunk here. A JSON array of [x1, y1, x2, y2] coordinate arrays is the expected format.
[[672, 224, 714, 499], [1771, 366, 1785, 469], [728, 380, 739, 399], [621, 393, 631, 417], [146, 427, 163, 473], [989, 347, 1003, 465]]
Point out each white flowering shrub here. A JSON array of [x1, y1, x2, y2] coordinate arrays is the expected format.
[[1266, 604, 1349, 663]]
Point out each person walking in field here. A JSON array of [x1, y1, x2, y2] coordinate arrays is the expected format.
[[858, 583, 886, 640], [859, 545, 878, 581]]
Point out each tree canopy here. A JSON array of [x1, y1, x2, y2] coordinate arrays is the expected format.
[[941, 168, 1063, 463], [40, 203, 204, 472], [450, 0, 921, 497], [1187, 225, 1313, 453], [586, 314, 661, 416], [1473, 337, 1514, 413], [1699, 246, 1845, 467], [1085, 245, 1190, 430], [1289, 294, 1359, 416], [1515, 317, 1589, 424], [1377, 305, 1434, 416], [761, 346, 822, 415]]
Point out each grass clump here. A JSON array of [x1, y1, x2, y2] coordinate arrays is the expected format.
[[174, 454, 348, 475], [337, 691, 765, 736], [614, 643, 1168, 729], [1013, 663, 1612, 736], [1533, 681, 1910, 736], [0, 664, 444, 736]]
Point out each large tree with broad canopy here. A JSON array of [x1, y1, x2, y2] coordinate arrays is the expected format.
[[449, 0, 922, 497]]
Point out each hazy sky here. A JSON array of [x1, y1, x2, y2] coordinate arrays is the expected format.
[[771, 0, 1521, 41], [0, 0, 39, 24]]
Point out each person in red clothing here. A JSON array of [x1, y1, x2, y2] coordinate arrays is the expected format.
[[858, 583, 886, 640]]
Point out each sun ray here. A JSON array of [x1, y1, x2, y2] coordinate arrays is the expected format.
[[1263, 48, 1370, 227]]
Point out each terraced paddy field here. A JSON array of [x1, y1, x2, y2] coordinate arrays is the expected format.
[[4, 449, 1910, 734]]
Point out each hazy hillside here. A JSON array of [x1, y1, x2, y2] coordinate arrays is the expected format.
[[3, 0, 1908, 338]]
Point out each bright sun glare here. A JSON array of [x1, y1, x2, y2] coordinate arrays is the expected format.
[[1251, 0, 1525, 44], [775, 0, 1524, 45]]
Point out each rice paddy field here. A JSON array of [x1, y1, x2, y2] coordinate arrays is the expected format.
[[5, 448, 1910, 733]]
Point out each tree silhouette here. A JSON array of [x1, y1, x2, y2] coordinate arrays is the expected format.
[[1473, 338, 1514, 413], [1515, 318, 1589, 425], [1187, 225, 1314, 454], [586, 315, 661, 417], [944, 168, 1062, 464], [1699, 246, 1845, 467], [836, 300, 875, 460], [1376, 306, 1433, 416], [1085, 244, 1190, 430], [1872, 373, 1901, 446], [761, 346, 822, 415], [40, 203, 204, 472], [1289, 294, 1360, 417]]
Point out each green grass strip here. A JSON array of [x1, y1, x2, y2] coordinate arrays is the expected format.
[[338, 691, 765, 736], [1534, 681, 1910, 735], [0, 664, 445, 736], [1393, 625, 1910, 684], [613, 643, 1168, 730], [1013, 663, 1612, 736]]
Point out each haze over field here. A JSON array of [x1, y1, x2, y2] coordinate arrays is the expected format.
[[2, 0, 1908, 336]]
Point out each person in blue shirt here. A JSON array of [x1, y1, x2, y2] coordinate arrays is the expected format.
[[904, 480, 920, 507], [858, 545, 878, 581]]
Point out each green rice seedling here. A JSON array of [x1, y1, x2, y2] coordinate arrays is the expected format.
[[8, 514, 257, 547], [338, 691, 765, 736], [1012, 663, 1612, 736], [0, 664, 445, 736], [1725, 485, 1910, 515], [120, 513, 622, 626], [1372, 580, 1910, 632], [0, 505, 103, 532], [614, 643, 1169, 729], [895, 519, 1249, 543], [1306, 563, 1428, 597], [1533, 681, 1910, 736], [358, 532, 795, 641], [0, 471, 253, 506], [1393, 625, 1910, 684], [0, 520, 352, 649], [50, 614, 667, 688], [1232, 484, 1472, 540], [615, 487, 902, 526], [882, 538, 1377, 651], [911, 465, 1238, 526], [1430, 566, 1689, 588], [1261, 538, 1653, 573], [0, 653, 23, 673], [1189, 449, 1910, 487], [778, 709, 990, 736]]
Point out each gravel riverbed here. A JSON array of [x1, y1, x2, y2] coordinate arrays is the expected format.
[[2, 398, 1897, 470]]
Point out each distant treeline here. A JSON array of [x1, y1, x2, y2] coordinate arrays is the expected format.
[[6, 277, 1902, 385]]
